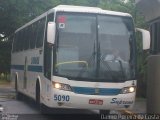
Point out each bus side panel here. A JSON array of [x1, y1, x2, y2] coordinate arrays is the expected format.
[[11, 48, 44, 100]]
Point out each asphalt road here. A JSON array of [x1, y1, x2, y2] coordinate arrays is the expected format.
[[0, 86, 102, 120], [0, 85, 147, 120]]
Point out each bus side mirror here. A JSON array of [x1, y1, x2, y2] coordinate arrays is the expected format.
[[136, 28, 150, 50], [47, 22, 56, 44]]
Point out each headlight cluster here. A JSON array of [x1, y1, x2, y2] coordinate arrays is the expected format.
[[121, 86, 136, 94], [52, 81, 72, 91]]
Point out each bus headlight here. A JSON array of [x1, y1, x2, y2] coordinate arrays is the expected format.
[[52, 81, 72, 91], [121, 86, 136, 94]]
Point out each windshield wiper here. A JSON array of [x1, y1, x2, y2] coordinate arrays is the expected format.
[[77, 43, 116, 80], [99, 57, 117, 80], [76, 51, 96, 78]]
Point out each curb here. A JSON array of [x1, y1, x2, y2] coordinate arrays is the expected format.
[[0, 94, 15, 99]]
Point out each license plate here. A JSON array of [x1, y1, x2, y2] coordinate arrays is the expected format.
[[89, 99, 103, 105]]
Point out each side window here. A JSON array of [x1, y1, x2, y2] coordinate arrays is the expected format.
[[30, 23, 38, 49], [36, 17, 46, 48], [22, 29, 26, 51], [28, 25, 32, 50], [12, 34, 17, 52], [16, 32, 21, 52], [24, 27, 30, 50], [19, 30, 24, 51], [44, 13, 54, 79]]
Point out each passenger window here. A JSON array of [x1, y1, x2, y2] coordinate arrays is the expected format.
[[36, 18, 46, 48], [28, 26, 32, 49], [13, 34, 17, 52], [19, 30, 24, 51], [24, 27, 30, 50], [16, 32, 21, 52], [30, 23, 38, 49]]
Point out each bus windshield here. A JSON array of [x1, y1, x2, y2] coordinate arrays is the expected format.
[[54, 12, 136, 82]]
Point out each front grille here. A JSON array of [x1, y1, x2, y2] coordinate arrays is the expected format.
[[72, 86, 121, 95]]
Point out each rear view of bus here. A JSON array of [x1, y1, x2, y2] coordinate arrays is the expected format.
[[47, 5, 137, 112]]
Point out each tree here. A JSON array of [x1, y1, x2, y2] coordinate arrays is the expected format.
[[99, 0, 146, 27], [0, 0, 59, 75]]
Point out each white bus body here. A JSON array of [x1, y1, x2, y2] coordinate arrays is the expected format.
[[11, 5, 137, 112]]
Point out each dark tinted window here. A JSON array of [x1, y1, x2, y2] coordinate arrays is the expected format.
[[12, 34, 18, 52], [19, 30, 24, 51], [30, 23, 38, 49], [13, 15, 50, 52], [23, 27, 30, 50], [36, 17, 46, 48], [16, 32, 21, 52]]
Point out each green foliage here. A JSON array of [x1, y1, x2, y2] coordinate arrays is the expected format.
[[0, 0, 147, 38], [0, 40, 11, 74], [56, 0, 99, 6]]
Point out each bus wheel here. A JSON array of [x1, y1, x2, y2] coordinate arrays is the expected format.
[[36, 81, 46, 114], [100, 110, 110, 115], [15, 76, 21, 100], [36, 82, 40, 107]]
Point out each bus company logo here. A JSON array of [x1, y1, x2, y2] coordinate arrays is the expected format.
[[110, 98, 134, 105], [95, 88, 100, 95], [31, 57, 39, 65]]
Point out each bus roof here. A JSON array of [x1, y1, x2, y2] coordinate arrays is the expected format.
[[16, 5, 132, 32], [53, 5, 131, 17]]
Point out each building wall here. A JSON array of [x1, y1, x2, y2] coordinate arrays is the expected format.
[[136, 0, 160, 114], [147, 55, 160, 113]]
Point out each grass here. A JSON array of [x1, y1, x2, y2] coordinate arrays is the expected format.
[[0, 79, 10, 85], [0, 73, 10, 85]]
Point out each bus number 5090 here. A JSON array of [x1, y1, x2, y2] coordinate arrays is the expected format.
[[54, 94, 70, 102]]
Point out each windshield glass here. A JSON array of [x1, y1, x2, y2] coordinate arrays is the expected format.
[[54, 12, 136, 82]]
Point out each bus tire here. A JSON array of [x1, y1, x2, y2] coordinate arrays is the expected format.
[[36, 81, 40, 107], [36, 81, 46, 114], [15, 76, 21, 100]]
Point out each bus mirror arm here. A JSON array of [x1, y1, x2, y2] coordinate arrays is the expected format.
[[47, 22, 56, 44], [136, 28, 150, 50]]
